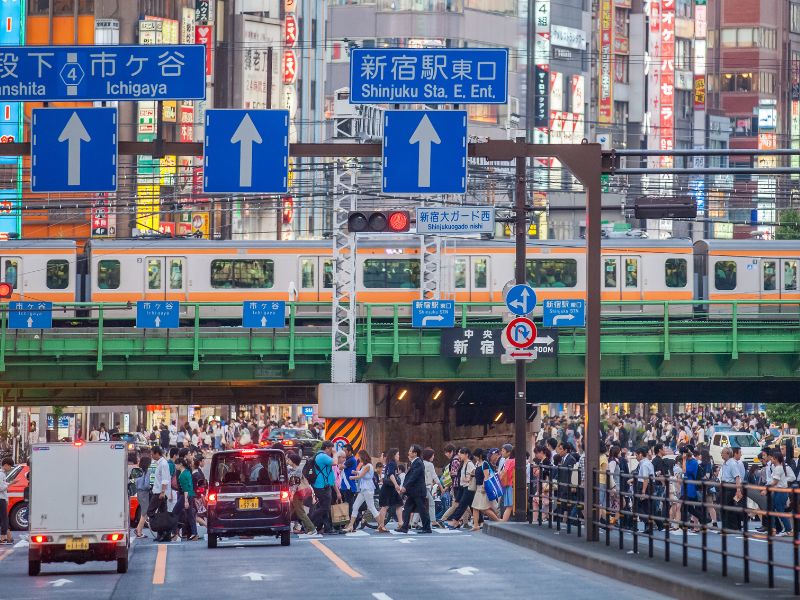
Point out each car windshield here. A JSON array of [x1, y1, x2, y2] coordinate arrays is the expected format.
[[729, 434, 759, 448], [4, 465, 22, 482], [270, 429, 314, 440], [213, 453, 284, 486]]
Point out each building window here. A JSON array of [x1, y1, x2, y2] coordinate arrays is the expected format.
[[720, 73, 753, 92], [760, 72, 775, 94], [676, 0, 692, 18], [720, 27, 776, 49], [793, 3, 800, 34], [468, 104, 499, 125], [210, 260, 275, 289], [675, 39, 692, 71], [614, 55, 628, 83]]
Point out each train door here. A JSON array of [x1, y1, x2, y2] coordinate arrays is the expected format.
[[781, 258, 799, 316], [298, 256, 333, 310], [144, 256, 187, 301], [1, 256, 21, 297], [760, 259, 780, 314], [453, 256, 490, 308], [603, 256, 642, 312]]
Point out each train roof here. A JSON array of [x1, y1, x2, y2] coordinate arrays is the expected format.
[[85, 238, 694, 250], [0, 240, 76, 249], [694, 240, 800, 251]]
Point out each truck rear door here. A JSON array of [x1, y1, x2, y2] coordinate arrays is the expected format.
[[30, 444, 79, 531], [77, 443, 127, 531]]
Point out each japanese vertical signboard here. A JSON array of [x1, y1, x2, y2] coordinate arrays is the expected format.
[[659, 0, 675, 170], [598, 0, 613, 126]]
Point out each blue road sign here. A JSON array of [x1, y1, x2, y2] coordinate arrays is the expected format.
[[350, 48, 508, 104], [505, 284, 537, 316], [242, 301, 286, 328], [0, 45, 206, 102], [412, 299, 455, 328], [47, 416, 70, 429], [302, 406, 314, 417], [203, 110, 289, 194], [383, 110, 466, 194], [416, 207, 494, 235], [543, 299, 586, 328], [8, 301, 52, 329], [31, 108, 117, 193], [136, 301, 180, 329]]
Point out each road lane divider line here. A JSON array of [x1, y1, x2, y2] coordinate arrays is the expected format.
[[310, 539, 363, 579], [372, 594, 394, 600], [0, 548, 12, 561], [152, 544, 168, 585]]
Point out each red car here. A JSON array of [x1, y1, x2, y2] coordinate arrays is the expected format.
[[5, 463, 140, 531]]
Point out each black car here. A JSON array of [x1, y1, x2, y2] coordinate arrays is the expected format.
[[206, 449, 291, 548], [260, 428, 319, 456]]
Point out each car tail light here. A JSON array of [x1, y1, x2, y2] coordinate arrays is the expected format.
[[74, 441, 84, 447], [103, 533, 124, 542], [32, 535, 51, 543], [283, 440, 295, 446], [241, 449, 256, 454], [280, 490, 290, 503], [207, 492, 217, 506]]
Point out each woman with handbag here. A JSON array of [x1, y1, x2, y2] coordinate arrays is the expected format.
[[470, 448, 500, 531], [342, 450, 381, 533]]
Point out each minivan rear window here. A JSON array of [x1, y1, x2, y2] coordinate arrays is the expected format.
[[728, 434, 758, 448], [214, 453, 285, 486]]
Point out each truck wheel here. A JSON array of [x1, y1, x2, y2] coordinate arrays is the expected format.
[[11, 503, 28, 531], [207, 533, 217, 549], [280, 531, 290, 547], [28, 560, 41, 576], [117, 557, 128, 574]]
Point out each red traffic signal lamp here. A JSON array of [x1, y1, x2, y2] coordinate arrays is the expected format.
[[347, 211, 411, 233], [0, 282, 13, 299]]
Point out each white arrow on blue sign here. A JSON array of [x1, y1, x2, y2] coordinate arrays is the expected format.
[[504, 284, 537, 316], [242, 301, 286, 328], [203, 110, 289, 194], [543, 299, 586, 327], [136, 301, 180, 329], [412, 300, 455, 328], [31, 108, 117, 193], [8, 301, 52, 329], [382, 110, 467, 194]]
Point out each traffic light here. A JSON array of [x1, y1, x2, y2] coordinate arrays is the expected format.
[[0, 282, 12, 299], [347, 211, 411, 233]]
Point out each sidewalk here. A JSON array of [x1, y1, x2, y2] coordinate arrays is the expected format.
[[484, 521, 797, 600]]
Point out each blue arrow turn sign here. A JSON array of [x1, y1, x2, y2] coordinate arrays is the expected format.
[[505, 284, 537, 316]]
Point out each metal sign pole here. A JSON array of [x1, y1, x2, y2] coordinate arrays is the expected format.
[[513, 142, 528, 522]]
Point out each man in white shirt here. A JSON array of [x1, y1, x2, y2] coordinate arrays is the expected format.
[[151, 446, 173, 542], [635, 447, 655, 534]]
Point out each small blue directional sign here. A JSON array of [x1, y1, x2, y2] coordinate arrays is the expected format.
[[302, 406, 314, 418], [543, 300, 586, 328], [383, 110, 467, 194], [505, 284, 537, 316], [0, 45, 206, 102], [203, 110, 289, 194], [31, 108, 117, 193], [412, 299, 455, 328], [350, 48, 508, 104], [242, 301, 286, 328], [136, 301, 180, 329], [8, 301, 52, 329]]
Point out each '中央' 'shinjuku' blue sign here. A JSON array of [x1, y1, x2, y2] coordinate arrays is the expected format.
[[383, 110, 467, 194], [242, 301, 286, 328], [203, 110, 289, 194], [411, 300, 455, 328], [8, 301, 52, 329], [31, 108, 118, 193], [350, 48, 508, 104], [136, 301, 180, 329], [543, 299, 586, 328], [0, 45, 206, 102], [416, 207, 494, 235]]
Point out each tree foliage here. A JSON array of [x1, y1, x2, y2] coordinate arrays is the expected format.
[[777, 209, 800, 240], [766, 404, 800, 428]]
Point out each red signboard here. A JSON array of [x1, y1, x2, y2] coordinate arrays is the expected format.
[[285, 15, 297, 47], [195, 25, 213, 76], [658, 0, 675, 168], [283, 50, 296, 84], [179, 105, 194, 143]]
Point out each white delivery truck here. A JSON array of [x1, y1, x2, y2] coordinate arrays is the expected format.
[[28, 441, 130, 576]]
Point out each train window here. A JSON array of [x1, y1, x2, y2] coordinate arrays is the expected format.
[[97, 260, 120, 290], [714, 261, 737, 291], [665, 259, 687, 288], [603, 259, 617, 288], [147, 259, 161, 290], [300, 259, 315, 288], [210, 260, 274, 289], [4, 259, 17, 289], [363, 259, 420, 288], [169, 260, 183, 290], [526, 259, 577, 288], [474, 258, 488, 288], [785, 260, 798, 291], [454, 258, 467, 289], [322, 260, 333, 289], [763, 261, 777, 291], [625, 259, 638, 288], [46, 260, 69, 289]]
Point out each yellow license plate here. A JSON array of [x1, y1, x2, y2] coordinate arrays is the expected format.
[[238, 497, 259, 510], [66, 537, 89, 551]]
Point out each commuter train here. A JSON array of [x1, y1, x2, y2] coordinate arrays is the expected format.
[[0, 238, 797, 320]]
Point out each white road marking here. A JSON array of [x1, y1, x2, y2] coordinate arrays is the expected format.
[[372, 594, 394, 600]]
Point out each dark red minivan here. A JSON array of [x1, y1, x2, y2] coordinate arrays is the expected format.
[[206, 449, 292, 548]]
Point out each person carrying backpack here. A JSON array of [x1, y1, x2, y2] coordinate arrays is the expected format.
[[307, 441, 336, 535]]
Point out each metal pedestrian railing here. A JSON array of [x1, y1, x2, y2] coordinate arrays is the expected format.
[[528, 463, 800, 595]]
